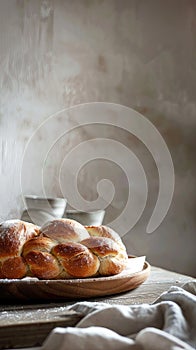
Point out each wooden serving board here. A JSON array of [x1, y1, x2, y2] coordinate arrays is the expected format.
[[0, 257, 150, 302], [0, 265, 193, 350]]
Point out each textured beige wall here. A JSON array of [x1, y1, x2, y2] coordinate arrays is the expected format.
[[0, 0, 196, 276]]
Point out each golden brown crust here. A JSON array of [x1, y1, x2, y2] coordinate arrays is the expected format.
[[0, 220, 39, 278], [81, 236, 128, 276], [0, 220, 39, 260], [85, 224, 128, 254], [98, 257, 126, 276], [52, 241, 87, 259], [85, 225, 126, 249], [23, 236, 56, 255], [22, 236, 62, 279], [81, 237, 119, 257], [41, 218, 89, 243], [24, 251, 61, 279], [0, 220, 128, 279], [52, 242, 100, 278], [1, 257, 27, 279]]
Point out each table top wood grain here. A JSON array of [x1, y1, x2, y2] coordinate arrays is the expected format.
[[0, 266, 194, 349]]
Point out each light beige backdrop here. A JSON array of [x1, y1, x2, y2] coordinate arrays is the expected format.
[[0, 0, 195, 276]]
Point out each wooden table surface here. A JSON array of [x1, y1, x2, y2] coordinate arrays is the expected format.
[[0, 266, 194, 349]]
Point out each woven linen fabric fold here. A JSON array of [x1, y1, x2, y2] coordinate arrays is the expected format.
[[41, 281, 196, 350]]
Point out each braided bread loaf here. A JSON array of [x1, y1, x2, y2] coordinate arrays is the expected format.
[[0, 220, 39, 279], [0, 218, 128, 279]]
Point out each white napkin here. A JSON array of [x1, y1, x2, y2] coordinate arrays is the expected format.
[[39, 281, 196, 350]]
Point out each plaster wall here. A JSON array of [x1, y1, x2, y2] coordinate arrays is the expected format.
[[0, 0, 195, 275]]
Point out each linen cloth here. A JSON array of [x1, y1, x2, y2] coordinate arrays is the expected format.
[[40, 281, 196, 350], [6, 281, 196, 350]]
